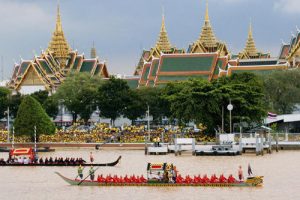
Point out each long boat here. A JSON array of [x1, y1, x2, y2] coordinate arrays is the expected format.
[[55, 162, 264, 187], [0, 156, 121, 167], [55, 172, 263, 187]]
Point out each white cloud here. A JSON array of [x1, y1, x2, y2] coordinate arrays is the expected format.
[[0, 1, 52, 32], [274, 0, 300, 14]]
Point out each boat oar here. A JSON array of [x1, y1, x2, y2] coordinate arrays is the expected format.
[[77, 166, 100, 186]]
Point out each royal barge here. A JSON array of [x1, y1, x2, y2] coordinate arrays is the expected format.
[[56, 163, 263, 187]]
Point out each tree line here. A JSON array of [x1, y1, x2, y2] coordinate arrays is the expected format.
[[1, 70, 300, 139]]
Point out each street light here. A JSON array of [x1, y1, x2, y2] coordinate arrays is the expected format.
[[4, 107, 10, 143], [58, 99, 65, 128], [147, 105, 150, 141], [227, 100, 233, 134]]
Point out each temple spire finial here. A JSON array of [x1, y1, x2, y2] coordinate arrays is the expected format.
[[56, 1, 62, 32], [91, 41, 97, 59], [248, 18, 253, 38], [47, 2, 71, 67], [205, 0, 209, 21]]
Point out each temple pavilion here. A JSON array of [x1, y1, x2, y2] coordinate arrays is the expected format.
[[137, 3, 288, 87], [278, 28, 300, 67], [7, 2, 298, 91], [8, 4, 109, 94], [133, 14, 185, 76]]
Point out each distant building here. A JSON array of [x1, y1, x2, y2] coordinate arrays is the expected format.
[[187, 2, 229, 56], [137, 3, 287, 87], [265, 114, 300, 133], [133, 13, 185, 76], [8, 4, 109, 94], [234, 22, 270, 60]]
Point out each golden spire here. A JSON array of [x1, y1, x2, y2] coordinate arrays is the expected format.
[[155, 12, 172, 52], [205, 0, 209, 21], [56, 4, 62, 32], [243, 20, 258, 57], [198, 1, 218, 49], [91, 41, 97, 59], [47, 3, 71, 67]]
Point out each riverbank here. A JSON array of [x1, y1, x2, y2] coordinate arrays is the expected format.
[[1, 141, 300, 150], [0, 142, 145, 150]]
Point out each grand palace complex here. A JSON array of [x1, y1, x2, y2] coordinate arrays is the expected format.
[[7, 3, 300, 94]]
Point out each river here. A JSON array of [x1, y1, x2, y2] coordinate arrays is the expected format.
[[0, 149, 299, 200]]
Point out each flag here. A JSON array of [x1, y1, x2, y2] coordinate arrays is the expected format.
[[268, 112, 277, 119]]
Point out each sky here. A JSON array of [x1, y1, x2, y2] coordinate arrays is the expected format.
[[1, 0, 300, 80]]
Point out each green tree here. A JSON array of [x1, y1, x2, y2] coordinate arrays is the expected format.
[[97, 77, 130, 126], [31, 90, 58, 118], [31, 90, 48, 104], [137, 87, 168, 123], [8, 92, 22, 119], [167, 79, 220, 132], [212, 73, 267, 130], [0, 87, 10, 119], [14, 96, 55, 141], [263, 70, 300, 114], [43, 96, 59, 118], [54, 72, 101, 124], [77, 87, 98, 124], [123, 89, 146, 123], [166, 73, 267, 134]]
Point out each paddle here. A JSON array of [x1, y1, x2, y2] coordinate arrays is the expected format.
[[77, 166, 100, 186]]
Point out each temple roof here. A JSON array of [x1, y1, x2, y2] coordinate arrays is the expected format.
[[189, 2, 228, 56], [238, 21, 270, 59], [9, 51, 109, 93], [242, 22, 258, 57], [47, 4, 71, 67], [197, 2, 218, 49], [155, 14, 172, 52], [91, 42, 97, 59]]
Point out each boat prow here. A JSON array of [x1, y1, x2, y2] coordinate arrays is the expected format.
[[245, 176, 264, 186], [55, 172, 99, 186]]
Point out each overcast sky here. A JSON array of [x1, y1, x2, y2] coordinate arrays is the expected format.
[[1, 0, 300, 79]]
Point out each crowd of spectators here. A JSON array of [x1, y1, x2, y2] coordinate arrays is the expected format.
[[0, 124, 216, 144]]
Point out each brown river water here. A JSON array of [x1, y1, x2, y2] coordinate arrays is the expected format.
[[0, 149, 300, 200]]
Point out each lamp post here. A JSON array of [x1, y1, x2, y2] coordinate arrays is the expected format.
[[34, 125, 37, 154], [58, 99, 64, 128], [147, 105, 150, 141], [12, 126, 14, 149], [4, 107, 10, 143], [227, 100, 233, 134]]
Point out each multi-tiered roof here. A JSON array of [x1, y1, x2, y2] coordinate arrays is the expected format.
[[47, 4, 71, 68], [188, 2, 228, 56], [237, 22, 270, 59], [8, 4, 109, 93], [282, 28, 300, 67], [134, 14, 184, 75]]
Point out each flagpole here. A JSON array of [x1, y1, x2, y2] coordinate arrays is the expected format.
[[12, 126, 14, 149], [34, 126, 37, 154]]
